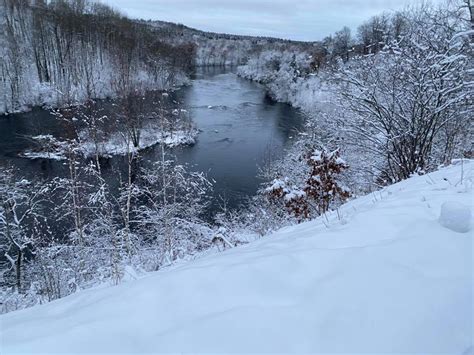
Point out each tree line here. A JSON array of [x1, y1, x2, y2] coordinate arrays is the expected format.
[[0, 0, 196, 114]]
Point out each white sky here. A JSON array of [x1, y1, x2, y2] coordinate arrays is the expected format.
[[100, 0, 445, 41]]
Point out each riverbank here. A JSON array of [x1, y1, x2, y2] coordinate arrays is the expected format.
[[2, 160, 471, 352], [0, 74, 191, 117]]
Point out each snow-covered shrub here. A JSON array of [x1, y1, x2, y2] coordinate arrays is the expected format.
[[0, 169, 49, 294], [304, 149, 350, 214], [266, 178, 309, 221], [265, 147, 350, 221], [238, 50, 312, 103]]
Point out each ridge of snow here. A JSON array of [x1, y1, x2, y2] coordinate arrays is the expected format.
[[0, 161, 472, 353]]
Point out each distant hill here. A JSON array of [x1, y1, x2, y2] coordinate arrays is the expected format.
[[140, 19, 320, 66]]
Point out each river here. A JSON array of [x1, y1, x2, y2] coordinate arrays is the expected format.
[[0, 67, 306, 217]]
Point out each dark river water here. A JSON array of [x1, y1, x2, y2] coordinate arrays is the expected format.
[[0, 67, 306, 216]]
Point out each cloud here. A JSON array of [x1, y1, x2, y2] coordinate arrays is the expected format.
[[100, 0, 444, 41]]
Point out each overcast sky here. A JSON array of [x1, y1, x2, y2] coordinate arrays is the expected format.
[[101, 0, 441, 41]]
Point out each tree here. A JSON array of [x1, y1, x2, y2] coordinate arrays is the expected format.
[[0, 168, 48, 293], [332, 26, 352, 62], [136, 157, 213, 268], [337, 4, 471, 182], [357, 14, 390, 55]]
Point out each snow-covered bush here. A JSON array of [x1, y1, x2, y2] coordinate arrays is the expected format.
[[265, 147, 350, 221], [303, 149, 350, 214], [238, 50, 313, 103]]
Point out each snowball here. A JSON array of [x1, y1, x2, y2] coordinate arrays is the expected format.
[[439, 202, 472, 233]]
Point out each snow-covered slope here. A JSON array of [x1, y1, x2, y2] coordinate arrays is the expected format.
[[1, 161, 472, 354]]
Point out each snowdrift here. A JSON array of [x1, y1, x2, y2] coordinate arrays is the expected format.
[[1, 161, 472, 353]]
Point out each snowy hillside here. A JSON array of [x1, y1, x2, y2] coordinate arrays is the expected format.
[[1, 161, 472, 353]]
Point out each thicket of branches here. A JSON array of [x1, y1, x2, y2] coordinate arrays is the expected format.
[[335, 2, 472, 182], [0, 97, 213, 313]]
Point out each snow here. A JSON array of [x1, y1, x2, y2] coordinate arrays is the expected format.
[[0, 162, 472, 353], [157, 129, 197, 148], [265, 178, 287, 192], [21, 151, 67, 161], [439, 201, 472, 233], [21, 128, 198, 160], [284, 189, 306, 202], [311, 149, 323, 162], [20, 135, 69, 160], [79, 127, 197, 156]]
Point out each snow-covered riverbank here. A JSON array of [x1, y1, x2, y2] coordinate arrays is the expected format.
[[1, 160, 471, 353], [21, 127, 198, 160]]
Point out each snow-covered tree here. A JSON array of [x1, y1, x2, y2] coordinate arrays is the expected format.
[[136, 157, 213, 268], [336, 3, 471, 182], [0, 168, 48, 293]]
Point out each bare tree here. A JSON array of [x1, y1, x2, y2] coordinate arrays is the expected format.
[[337, 4, 471, 181], [0, 168, 47, 293]]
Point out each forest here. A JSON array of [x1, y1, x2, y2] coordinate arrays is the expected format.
[[0, 0, 195, 114]]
